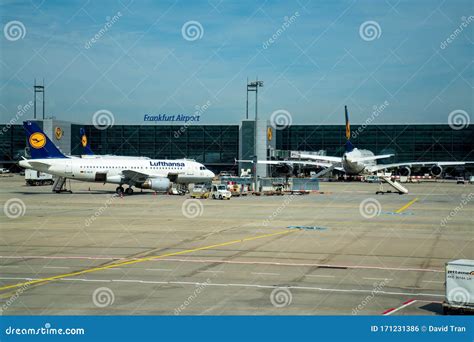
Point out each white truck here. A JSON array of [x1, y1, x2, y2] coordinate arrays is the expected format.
[[25, 169, 54, 186], [210, 184, 232, 200], [443, 259, 474, 314]]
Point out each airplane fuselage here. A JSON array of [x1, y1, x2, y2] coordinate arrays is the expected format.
[[19, 158, 215, 185], [341, 148, 376, 175]]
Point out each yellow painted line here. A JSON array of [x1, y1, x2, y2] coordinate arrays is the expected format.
[[0, 230, 295, 292], [395, 197, 418, 214]]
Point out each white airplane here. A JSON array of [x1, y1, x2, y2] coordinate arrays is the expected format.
[[19, 121, 215, 195], [237, 106, 393, 176], [295, 106, 472, 178], [239, 106, 472, 193]]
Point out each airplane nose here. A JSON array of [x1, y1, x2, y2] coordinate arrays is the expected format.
[[208, 170, 215, 178]]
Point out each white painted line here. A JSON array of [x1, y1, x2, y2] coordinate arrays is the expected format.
[[363, 277, 392, 281], [251, 272, 280, 276], [198, 270, 224, 273], [43, 266, 70, 269], [145, 268, 172, 272], [0, 277, 444, 298], [163, 258, 444, 273], [306, 274, 335, 278], [422, 280, 444, 284], [0, 265, 19, 268], [60, 278, 110, 283], [0, 255, 444, 273], [383, 299, 417, 315]]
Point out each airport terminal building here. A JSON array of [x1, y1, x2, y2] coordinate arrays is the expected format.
[[1, 118, 473, 176]]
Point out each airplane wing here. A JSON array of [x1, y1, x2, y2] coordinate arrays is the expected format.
[[296, 153, 342, 163], [121, 170, 169, 183], [28, 161, 51, 169], [235, 159, 333, 168], [367, 161, 473, 173], [353, 154, 394, 162]]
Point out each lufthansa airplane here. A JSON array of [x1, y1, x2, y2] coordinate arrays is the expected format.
[[296, 106, 471, 177], [243, 106, 471, 178], [19, 121, 215, 195]]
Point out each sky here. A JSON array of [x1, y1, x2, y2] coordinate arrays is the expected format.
[[0, 0, 472, 125]]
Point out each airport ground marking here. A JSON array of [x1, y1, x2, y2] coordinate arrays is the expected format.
[[0, 256, 445, 273], [395, 197, 418, 214], [0, 277, 444, 299], [382, 299, 417, 315], [0, 230, 295, 292]]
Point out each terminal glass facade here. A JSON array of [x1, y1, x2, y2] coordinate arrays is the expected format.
[[1, 123, 473, 174], [276, 124, 474, 163], [70, 125, 239, 169]]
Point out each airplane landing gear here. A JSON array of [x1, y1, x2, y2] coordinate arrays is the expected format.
[[116, 186, 125, 194], [125, 187, 134, 195]]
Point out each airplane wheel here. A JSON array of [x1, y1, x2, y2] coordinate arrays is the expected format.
[[125, 187, 134, 195], [116, 186, 125, 194]]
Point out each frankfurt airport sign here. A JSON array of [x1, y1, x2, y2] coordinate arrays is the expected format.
[[143, 114, 201, 123]]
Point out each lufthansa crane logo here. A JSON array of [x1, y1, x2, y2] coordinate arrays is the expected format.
[[55, 127, 63, 140], [81, 135, 88, 147], [267, 127, 273, 141], [29, 132, 46, 149]]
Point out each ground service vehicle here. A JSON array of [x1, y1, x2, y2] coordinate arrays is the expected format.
[[211, 184, 231, 200], [190, 184, 210, 199], [25, 169, 54, 186], [443, 259, 474, 314]]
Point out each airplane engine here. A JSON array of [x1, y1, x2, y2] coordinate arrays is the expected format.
[[139, 178, 171, 191], [399, 166, 411, 177], [430, 165, 443, 177]]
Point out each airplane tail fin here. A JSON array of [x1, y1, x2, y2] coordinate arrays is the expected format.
[[344, 105, 354, 152], [23, 121, 67, 159], [80, 128, 94, 155]]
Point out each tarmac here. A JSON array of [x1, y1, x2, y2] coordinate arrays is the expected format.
[[0, 175, 472, 315]]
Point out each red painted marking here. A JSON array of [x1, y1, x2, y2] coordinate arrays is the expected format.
[[382, 299, 418, 315], [382, 308, 395, 315]]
